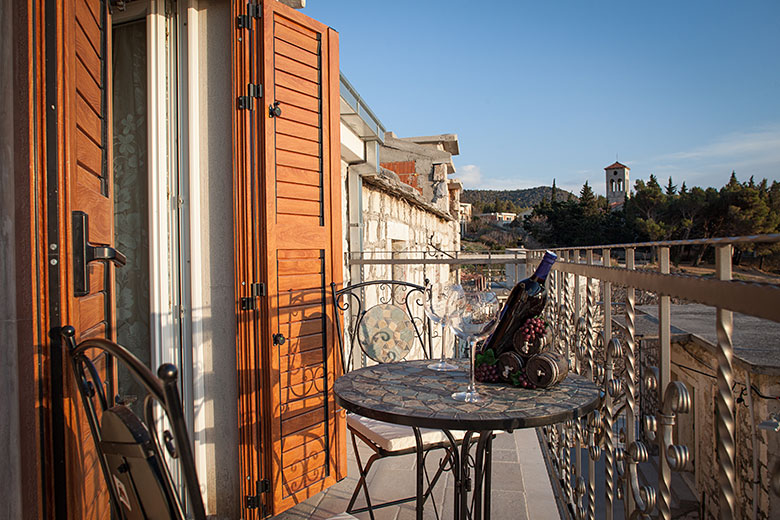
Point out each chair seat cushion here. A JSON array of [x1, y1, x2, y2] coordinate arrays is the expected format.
[[347, 413, 472, 452]]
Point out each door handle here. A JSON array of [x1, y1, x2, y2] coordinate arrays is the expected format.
[[273, 333, 286, 346], [269, 101, 282, 118], [73, 211, 127, 297]]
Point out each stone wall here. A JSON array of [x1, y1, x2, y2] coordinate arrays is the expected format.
[[361, 182, 458, 284], [359, 181, 459, 361]]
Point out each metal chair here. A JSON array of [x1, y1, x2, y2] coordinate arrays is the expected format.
[[61, 326, 206, 520], [332, 280, 464, 520]]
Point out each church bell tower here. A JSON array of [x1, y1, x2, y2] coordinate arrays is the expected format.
[[604, 161, 630, 208]]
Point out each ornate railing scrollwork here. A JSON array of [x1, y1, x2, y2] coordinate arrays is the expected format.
[[616, 439, 656, 519], [656, 380, 691, 518]]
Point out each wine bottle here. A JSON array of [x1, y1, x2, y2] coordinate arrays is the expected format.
[[482, 251, 557, 357]]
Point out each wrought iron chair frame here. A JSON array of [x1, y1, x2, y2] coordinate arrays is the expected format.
[[332, 280, 456, 520], [61, 325, 206, 520]]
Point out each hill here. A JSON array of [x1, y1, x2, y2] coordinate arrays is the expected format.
[[461, 186, 574, 213]]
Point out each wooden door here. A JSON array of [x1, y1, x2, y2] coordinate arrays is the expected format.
[[232, 1, 345, 517], [43, 0, 117, 518]]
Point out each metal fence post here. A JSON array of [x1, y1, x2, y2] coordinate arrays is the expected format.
[[658, 246, 672, 519], [716, 245, 736, 519], [603, 248, 614, 520], [624, 247, 637, 516]]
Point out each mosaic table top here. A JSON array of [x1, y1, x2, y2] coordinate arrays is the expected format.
[[334, 359, 601, 431]]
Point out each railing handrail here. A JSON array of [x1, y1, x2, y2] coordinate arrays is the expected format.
[[528, 232, 780, 252], [547, 259, 780, 323], [348, 256, 526, 266], [347, 250, 527, 266]]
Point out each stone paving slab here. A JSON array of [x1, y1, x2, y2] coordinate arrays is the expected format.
[[270, 429, 560, 520]]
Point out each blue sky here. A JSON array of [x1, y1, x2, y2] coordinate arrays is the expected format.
[[303, 1, 780, 194]]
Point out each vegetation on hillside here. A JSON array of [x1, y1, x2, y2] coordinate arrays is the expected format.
[[461, 218, 525, 251], [524, 173, 780, 268], [462, 183, 574, 214]]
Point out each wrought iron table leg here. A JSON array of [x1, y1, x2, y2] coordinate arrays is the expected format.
[[484, 433, 493, 519], [473, 432, 489, 520], [449, 430, 495, 520], [459, 432, 474, 520], [442, 430, 461, 520], [414, 427, 424, 520]]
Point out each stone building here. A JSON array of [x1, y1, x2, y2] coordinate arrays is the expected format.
[[476, 211, 518, 225], [339, 76, 462, 361], [605, 161, 630, 209]]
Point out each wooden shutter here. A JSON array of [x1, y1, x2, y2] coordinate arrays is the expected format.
[[42, 0, 116, 517], [232, 0, 345, 516]]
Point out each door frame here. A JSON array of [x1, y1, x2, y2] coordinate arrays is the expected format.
[[146, 0, 210, 509], [114, 0, 209, 508]]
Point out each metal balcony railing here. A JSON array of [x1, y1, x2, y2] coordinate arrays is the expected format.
[[528, 233, 780, 520], [347, 234, 780, 518]]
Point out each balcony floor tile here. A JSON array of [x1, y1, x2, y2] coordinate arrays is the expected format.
[[270, 429, 559, 520]]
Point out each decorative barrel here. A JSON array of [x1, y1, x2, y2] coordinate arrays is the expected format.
[[525, 351, 568, 388], [496, 351, 524, 383], [513, 328, 553, 358]]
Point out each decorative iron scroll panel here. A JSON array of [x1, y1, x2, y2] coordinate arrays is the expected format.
[[523, 238, 780, 520]]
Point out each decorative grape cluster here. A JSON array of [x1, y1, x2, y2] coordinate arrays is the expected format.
[[475, 362, 500, 383], [518, 317, 546, 344], [511, 370, 536, 389]]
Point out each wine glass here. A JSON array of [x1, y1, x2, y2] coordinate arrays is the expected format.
[[424, 283, 461, 371], [450, 290, 501, 402]]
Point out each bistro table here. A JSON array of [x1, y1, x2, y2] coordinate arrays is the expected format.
[[333, 359, 601, 520]]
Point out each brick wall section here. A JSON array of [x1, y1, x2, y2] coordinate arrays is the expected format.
[[381, 161, 423, 195]]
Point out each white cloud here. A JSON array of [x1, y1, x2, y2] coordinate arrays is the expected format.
[[663, 127, 780, 162], [455, 164, 483, 188], [642, 126, 780, 187]]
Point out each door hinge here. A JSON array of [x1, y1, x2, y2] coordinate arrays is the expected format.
[[238, 83, 263, 110], [240, 283, 265, 310], [252, 282, 266, 297], [237, 2, 261, 29], [247, 2, 261, 19], [245, 479, 271, 510]]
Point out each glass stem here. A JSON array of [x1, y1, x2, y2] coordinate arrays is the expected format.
[[440, 322, 448, 362], [468, 337, 476, 392]]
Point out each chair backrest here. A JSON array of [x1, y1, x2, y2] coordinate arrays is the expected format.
[[61, 326, 206, 520], [331, 280, 431, 372]]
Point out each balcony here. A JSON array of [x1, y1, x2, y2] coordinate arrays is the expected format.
[[275, 234, 780, 519]]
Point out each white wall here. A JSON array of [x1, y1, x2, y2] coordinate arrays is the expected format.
[[190, 2, 240, 517]]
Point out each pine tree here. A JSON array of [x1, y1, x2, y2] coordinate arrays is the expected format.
[[579, 181, 596, 207], [666, 177, 677, 196], [551, 179, 558, 203]]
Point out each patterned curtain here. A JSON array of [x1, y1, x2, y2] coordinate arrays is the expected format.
[[113, 19, 150, 402]]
